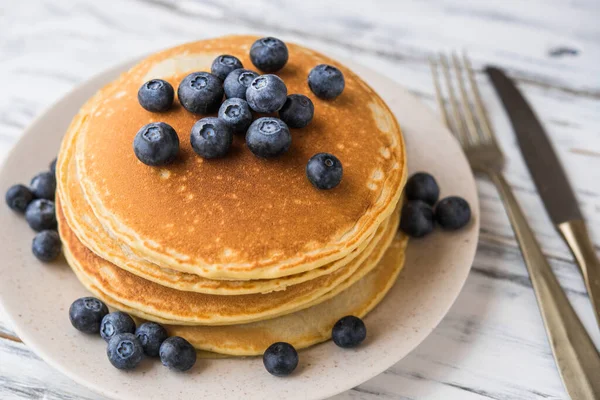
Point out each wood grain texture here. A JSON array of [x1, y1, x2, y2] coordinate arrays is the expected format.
[[1, 0, 599, 399]]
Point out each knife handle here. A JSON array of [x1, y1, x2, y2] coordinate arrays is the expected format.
[[489, 171, 600, 400], [558, 220, 600, 330]]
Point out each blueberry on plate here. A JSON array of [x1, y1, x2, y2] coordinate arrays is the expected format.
[[136, 322, 168, 357], [5, 184, 34, 213], [246, 74, 287, 113], [224, 68, 259, 100], [49, 158, 57, 175], [30, 171, 56, 200], [107, 333, 144, 370], [133, 122, 180, 166], [159, 336, 196, 372], [100, 311, 136, 342], [177, 71, 224, 114], [137, 79, 174, 112], [332, 315, 366, 348], [32, 230, 61, 262], [263, 342, 298, 377], [25, 199, 57, 232], [69, 297, 109, 334], [405, 172, 439, 206], [399, 200, 434, 238], [246, 117, 291, 158], [306, 153, 343, 190], [218, 98, 253, 134], [308, 64, 345, 100], [211, 54, 243, 81], [190, 117, 233, 159], [249, 37, 289, 73], [435, 196, 471, 230], [279, 94, 314, 129]]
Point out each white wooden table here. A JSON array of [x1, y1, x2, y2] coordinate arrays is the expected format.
[[1, 1, 599, 399]]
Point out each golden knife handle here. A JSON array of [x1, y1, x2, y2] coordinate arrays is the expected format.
[[489, 171, 600, 400]]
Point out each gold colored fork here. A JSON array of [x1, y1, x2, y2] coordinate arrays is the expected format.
[[431, 53, 600, 400]]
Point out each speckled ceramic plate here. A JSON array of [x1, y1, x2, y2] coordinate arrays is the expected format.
[[0, 57, 479, 400]]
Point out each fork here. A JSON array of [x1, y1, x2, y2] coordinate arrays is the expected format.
[[430, 53, 600, 400]]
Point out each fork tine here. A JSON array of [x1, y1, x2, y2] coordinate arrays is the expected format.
[[429, 57, 450, 130], [451, 53, 479, 145], [462, 52, 494, 141], [439, 54, 469, 145]]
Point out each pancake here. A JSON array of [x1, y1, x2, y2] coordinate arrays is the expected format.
[[73, 35, 407, 280]]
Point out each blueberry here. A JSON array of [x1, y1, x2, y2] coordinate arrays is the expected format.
[[69, 297, 109, 334], [218, 98, 253, 134], [308, 64, 345, 100], [332, 316, 366, 348], [107, 333, 144, 370], [137, 79, 174, 112], [435, 196, 471, 230], [133, 122, 180, 166], [279, 94, 314, 129], [30, 171, 56, 200], [5, 184, 34, 213], [25, 199, 57, 232], [399, 200, 434, 238], [32, 230, 61, 262], [100, 311, 136, 342], [190, 117, 233, 159], [211, 54, 243, 81], [136, 322, 168, 357], [405, 172, 440, 206], [263, 342, 298, 377], [250, 37, 288, 73], [224, 69, 259, 100], [177, 72, 223, 114], [49, 158, 57, 175], [306, 153, 343, 190], [246, 117, 291, 158], [246, 74, 287, 113], [159, 336, 196, 372]]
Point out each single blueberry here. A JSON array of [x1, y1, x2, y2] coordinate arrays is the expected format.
[[246, 74, 287, 113], [308, 64, 345, 100], [210, 54, 243, 81], [159, 336, 196, 372], [399, 200, 434, 238], [49, 158, 57, 175], [218, 98, 253, 134], [25, 199, 57, 232], [332, 316, 367, 348], [69, 297, 109, 334], [405, 172, 440, 206], [306, 153, 343, 190], [32, 230, 61, 262], [135, 322, 168, 357], [107, 333, 144, 370], [250, 37, 289, 73], [190, 117, 233, 159], [246, 117, 291, 158], [435, 196, 471, 230], [177, 72, 224, 114], [5, 184, 34, 213], [133, 122, 180, 166], [30, 171, 56, 200], [223, 68, 259, 100], [100, 311, 136, 342], [279, 94, 314, 129], [263, 342, 298, 377], [137, 79, 174, 112]]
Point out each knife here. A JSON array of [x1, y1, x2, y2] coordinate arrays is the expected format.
[[486, 66, 600, 330]]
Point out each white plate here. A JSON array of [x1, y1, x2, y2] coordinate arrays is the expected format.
[[0, 58, 479, 400]]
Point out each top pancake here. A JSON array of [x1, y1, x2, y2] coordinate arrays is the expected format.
[[74, 35, 406, 280]]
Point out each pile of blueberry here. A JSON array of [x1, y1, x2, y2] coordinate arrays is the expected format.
[[5, 159, 62, 262], [134, 36, 345, 190]]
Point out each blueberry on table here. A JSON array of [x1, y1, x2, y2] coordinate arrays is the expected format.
[[30, 171, 56, 200], [136, 322, 168, 357], [190, 117, 233, 159], [211, 54, 243, 81], [246, 117, 291, 158], [49, 158, 57, 175], [263, 342, 298, 377], [107, 333, 144, 370], [69, 297, 109, 334], [435, 196, 471, 230], [100, 311, 136, 342], [133, 122, 180, 166], [306, 153, 343, 190], [218, 98, 253, 134], [332, 315, 367, 348], [5, 184, 34, 213], [224, 68, 259, 100], [246, 74, 288, 113], [250, 37, 289, 73], [159, 336, 197, 372], [137, 79, 174, 112], [32, 230, 61, 262], [177, 71, 224, 114], [25, 199, 57, 232], [399, 200, 434, 238], [405, 172, 440, 206], [279, 94, 314, 129], [308, 64, 345, 100]]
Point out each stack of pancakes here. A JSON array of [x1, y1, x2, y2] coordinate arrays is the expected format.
[[56, 35, 408, 357]]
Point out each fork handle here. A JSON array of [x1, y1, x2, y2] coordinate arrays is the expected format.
[[488, 171, 600, 400]]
